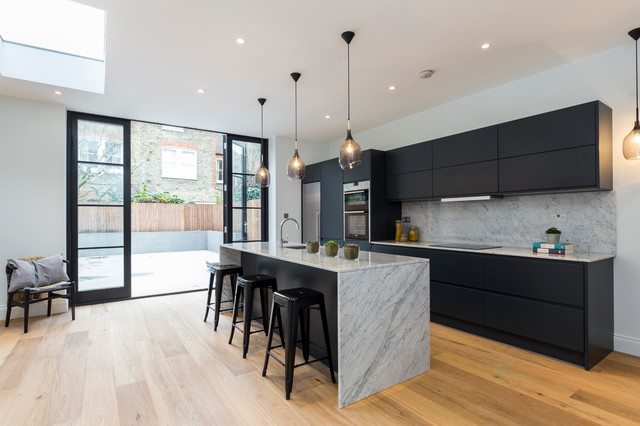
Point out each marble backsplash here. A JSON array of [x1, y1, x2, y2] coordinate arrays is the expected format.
[[402, 191, 616, 253]]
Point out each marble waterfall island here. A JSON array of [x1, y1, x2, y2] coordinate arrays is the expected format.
[[220, 242, 430, 407]]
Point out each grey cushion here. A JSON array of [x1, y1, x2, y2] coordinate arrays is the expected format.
[[7, 259, 37, 292], [32, 254, 69, 287]]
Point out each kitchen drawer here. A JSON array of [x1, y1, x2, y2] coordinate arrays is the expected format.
[[485, 293, 584, 352], [485, 256, 584, 307], [371, 244, 418, 257], [433, 126, 498, 168], [417, 249, 483, 289], [431, 281, 484, 324], [433, 161, 498, 197], [385, 170, 432, 201]]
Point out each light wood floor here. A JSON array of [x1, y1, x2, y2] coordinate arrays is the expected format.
[[1, 292, 639, 425]]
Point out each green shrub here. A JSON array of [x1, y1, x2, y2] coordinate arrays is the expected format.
[[132, 183, 186, 204]]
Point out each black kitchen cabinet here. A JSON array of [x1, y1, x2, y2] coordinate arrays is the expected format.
[[432, 161, 498, 197], [432, 126, 497, 168], [302, 162, 321, 184], [385, 170, 432, 201], [343, 150, 371, 183], [385, 142, 432, 175], [370, 242, 614, 370], [320, 159, 343, 241]]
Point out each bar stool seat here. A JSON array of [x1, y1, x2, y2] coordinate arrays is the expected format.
[[262, 287, 336, 400], [204, 262, 243, 331], [229, 274, 285, 358]]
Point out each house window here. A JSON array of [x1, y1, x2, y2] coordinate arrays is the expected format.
[[216, 157, 223, 183], [162, 147, 197, 180]]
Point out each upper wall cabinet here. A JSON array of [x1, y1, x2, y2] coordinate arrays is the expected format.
[[385, 142, 433, 201], [432, 126, 497, 168], [343, 150, 371, 183], [385, 142, 432, 176], [301, 162, 321, 184], [498, 101, 612, 194]]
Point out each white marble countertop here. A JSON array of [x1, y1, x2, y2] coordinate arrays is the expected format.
[[372, 240, 615, 263], [222, 242, 427, 272]]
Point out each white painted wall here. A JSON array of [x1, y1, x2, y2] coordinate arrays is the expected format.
[[326, 44, 640, 356], [268, 135, 328, 243], [0, 95, 68, 320]]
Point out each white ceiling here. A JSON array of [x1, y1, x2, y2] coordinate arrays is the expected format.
[[1, 0, 640, 142]]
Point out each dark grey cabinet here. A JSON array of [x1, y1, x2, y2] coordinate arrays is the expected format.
[[302, 162, 321, 184], [384, 142, 433, 201], [320, 159, 343, 241], [432, 126, 497, 168], [385, 142, 431, 175], [432, 161, 498, 197], [370, 243, 613, 370], [343, 150, 371, 183], [385, 170, 432, 201]]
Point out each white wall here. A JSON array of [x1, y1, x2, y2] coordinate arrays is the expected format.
[[268, 135, 329, 244], [0, 95, 67, 319], [327, 44, 640, 356]]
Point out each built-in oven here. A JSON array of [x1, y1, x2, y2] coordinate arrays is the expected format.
[[344, 181, 370, 241]]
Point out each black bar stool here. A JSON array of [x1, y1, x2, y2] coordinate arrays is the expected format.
[[204, 262, 243, 331], [229, 274, 285, 358], [262, 287, 336, 400]]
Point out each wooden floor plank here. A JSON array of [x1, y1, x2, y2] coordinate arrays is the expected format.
[[1, 292, 639, 425]]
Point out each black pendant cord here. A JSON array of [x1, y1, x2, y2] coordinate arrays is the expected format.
[[295, 79, 298, 146], [347, 42, 351, 126], [636, 37, 639, 123]]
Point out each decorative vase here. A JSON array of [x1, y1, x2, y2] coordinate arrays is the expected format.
[[324, 244, 339, 257], [546, 233, 561, 244], [343, 244, 360, 260], [306, 241, 319, 254]]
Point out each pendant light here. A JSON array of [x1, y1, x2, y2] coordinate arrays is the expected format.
[[255, 98, 270, 187], [339, 31, 362, 170], [623, 27, 640, 160], [287, 72, 306, 180]]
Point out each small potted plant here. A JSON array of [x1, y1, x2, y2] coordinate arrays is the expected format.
[[343, 243, 360, 260], [306, 241, 319, 254], [324, 240, 339, 257], [545, 227, 561, 244]]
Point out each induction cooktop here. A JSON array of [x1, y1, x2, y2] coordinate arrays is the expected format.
[[429, 243, 501, 250]]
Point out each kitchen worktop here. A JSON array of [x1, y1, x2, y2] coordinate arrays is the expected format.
[[222, 241, 428, 272], [372, 240, 615, 263]]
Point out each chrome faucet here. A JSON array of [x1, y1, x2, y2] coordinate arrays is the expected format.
[[280, 217, 300, 247]]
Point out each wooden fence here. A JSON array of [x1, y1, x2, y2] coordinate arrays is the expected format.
[[79, 202, 261, 236]]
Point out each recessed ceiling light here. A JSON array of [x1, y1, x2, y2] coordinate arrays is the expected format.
[[481, 43, 491, 49], [54, 90, 62, 95], [325, 115, 331, 119], [236, 38, 245, 45], [197, 89, 205, 94], [388, 86, 396, 91]]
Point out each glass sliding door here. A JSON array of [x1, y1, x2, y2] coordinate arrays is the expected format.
[[68, 112, 131, 303], [225, 135, 268, 243]]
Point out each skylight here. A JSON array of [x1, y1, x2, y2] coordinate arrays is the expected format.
[[0, 0, 105, 60]]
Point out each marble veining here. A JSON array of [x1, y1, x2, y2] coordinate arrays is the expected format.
[[338, 262, 430, 407], [403, 191, 616, 253]]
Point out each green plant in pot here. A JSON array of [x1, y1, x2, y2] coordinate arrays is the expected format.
[[546, 227, 561, 244], [306, 241, 319, 254], [343, 243, 360, 260], [324, 240, 339, 257]]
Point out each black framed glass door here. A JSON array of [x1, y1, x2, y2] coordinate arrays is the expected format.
[[224, 134, 268, 243], [67, 112, 131, 303]]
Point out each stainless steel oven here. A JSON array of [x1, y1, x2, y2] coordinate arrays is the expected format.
[[344, 181, 370, 241]]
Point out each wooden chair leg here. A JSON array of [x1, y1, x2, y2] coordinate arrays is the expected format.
[[47, 291, 53, 317], [5, 293, 13, 327], [23, 289, 30, 334]]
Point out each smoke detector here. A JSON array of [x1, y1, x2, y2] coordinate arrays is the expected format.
[[419, 69, 435, 79]]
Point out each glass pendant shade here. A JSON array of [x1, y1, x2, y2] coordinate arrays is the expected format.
[[623, 122, 640, 159], [339, 129, 362, 169], [287, 148, 306, 180], [254, 98, 270, 186]]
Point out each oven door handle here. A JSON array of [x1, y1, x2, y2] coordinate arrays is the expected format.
[[344, 210, 366, 214], [344, 190, 366, 195]]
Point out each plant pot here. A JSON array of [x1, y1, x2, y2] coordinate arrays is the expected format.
[[324, 244, 339, 257], [546, 233, 561, 244], [306, 241, 319, 254], [343, 244, 360, 260]]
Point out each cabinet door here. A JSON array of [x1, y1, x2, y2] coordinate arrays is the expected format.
[[499, 102, 596, 158], [417, 249, 484, 289], [431, 282, 484, 324], [485, 256, 584, 307], [386, 170, 432, 201], [320, 159, 344, 240], [343, 150, 371, 183], [370, 244, 418, 257], [485, 293, 584, 352], [433, 161, 498, 197], [433, 126, 498, 168], [302, 162, 321, 184], [385, 142, 431, 175], [499, 146, 596, 193]]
